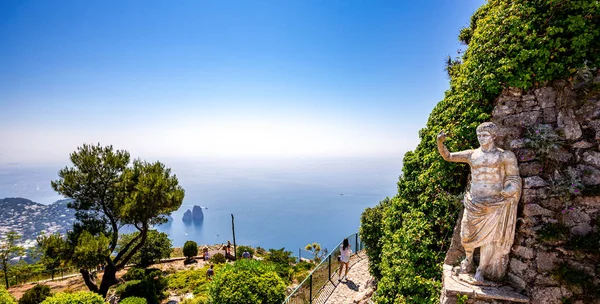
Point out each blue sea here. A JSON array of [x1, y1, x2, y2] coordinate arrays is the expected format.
[[0, 157, 400, 255]]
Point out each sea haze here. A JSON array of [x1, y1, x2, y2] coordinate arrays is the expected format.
[[0, 157, 401, 254]]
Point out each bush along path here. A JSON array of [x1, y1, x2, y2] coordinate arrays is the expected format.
[[323, 251, 375, 304]]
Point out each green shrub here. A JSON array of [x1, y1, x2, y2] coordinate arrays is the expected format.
[[167, 265, 219, 295], [291, 260, 313, 284], [180, 295, 208, 304], [123, 267, 146, 281], [40, 291, 105, 304], [370, 1, 600, 303], [360, 197, 390, 279], [210, 253, 226, 264], [119, 296, 147, 304], [209, 260, 286, 304], [0, 286, 16, 304], [117, 230, 172, 267], [19, 284, 52, 304], [236, 245, 254, 259], [116, 280, 155, 304], [116, 269, 167, 304], [183, 241, 198, 260]]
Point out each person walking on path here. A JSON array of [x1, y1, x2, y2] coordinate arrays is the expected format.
[[338, 238, 352, 282], [206, 264, 214, 280]]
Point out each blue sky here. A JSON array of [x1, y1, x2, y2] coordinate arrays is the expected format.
[[0, 0, 485, 164]]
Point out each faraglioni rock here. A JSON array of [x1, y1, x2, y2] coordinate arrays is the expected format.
[[182, 209, 192, 222], [192, 205, 204, 221]]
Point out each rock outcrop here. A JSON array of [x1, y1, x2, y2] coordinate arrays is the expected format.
[[182, 209, 192, 222], [192, 205, 204, 221]]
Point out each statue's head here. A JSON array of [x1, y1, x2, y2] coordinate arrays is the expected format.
[[476, 122, 498, 147]]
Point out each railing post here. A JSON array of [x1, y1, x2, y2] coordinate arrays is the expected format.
[[309, 274, 313, 304], [355, 234, 358, 252], [328, 254, 331, 281], [299, 248, 301, 263]]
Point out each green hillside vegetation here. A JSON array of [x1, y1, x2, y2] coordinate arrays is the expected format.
[[361, 1, 600, 303]]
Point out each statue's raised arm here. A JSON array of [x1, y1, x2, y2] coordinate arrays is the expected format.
[[436, 130, 472, 163]]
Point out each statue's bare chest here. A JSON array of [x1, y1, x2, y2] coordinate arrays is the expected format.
[[470, 150, 503, 170]]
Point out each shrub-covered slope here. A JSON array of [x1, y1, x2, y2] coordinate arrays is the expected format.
[[364, 1, 600, 303]]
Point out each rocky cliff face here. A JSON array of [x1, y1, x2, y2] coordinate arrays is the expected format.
[[442, 70, 600, 304]]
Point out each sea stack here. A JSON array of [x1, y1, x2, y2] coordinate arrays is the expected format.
[[182, 209, 192, 221], [192, 205, 204, 221]]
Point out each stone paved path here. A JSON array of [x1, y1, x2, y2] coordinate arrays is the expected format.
[[323, 251, 374, 304]]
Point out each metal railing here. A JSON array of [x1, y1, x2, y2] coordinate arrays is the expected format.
[[1, 266, 80, 287], [283, 232, 364, 304]]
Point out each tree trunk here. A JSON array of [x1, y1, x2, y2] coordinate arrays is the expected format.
[[80, 269, 99, 293], [98, 263, 119, 297], [3, 267, 8, 289]]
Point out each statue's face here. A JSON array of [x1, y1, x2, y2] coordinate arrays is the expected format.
[[477, 131, 494, 147]]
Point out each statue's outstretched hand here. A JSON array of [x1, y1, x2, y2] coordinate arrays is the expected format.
[[437, 131, 447, 143]]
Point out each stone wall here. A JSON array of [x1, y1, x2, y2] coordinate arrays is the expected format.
[[440, 70, 600, 304], [490, 70, 600, 304]]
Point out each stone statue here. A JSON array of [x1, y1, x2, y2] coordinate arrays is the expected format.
[[437, 122, 522, 282]]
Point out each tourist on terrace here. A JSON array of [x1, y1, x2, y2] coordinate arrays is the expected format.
[[338, 238, 352, 282]]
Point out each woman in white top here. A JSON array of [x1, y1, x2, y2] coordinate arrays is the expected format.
[[338, 238, 352, 282]]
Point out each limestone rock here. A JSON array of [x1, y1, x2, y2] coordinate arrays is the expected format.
[[536, 251, 560, 273], [519, 162, 543, 176], [578, 164, 600, 185], [583, 151, 600, 169], [504, 110, 541, 127], [557, 109, 582, 140], [521, 189, 538, 204], [572, 141, 595, 149], [535, 275, 560, 286], [510, 138, 530, 149], [512, 246, 534, 260], [509, 258, 528, 276], [568, 260, 596, 277], [507, 272, 528, 292], [589, 119, 600, 140], [522, 94, 537, 108], [515, 149, 536, 162], [535, 87, 557, 108], [542, 107, 557, 123], [524, 176, 548, 188], [575, 196, 600, 207], [539, 198, 564, 211], [531, 287, 564, 304], [563, 208, 592, 236], [524, 204, 554, 217], [493, 97, 519, 116], [556, 86, 577, 108], [547, 148, 573, 163]]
